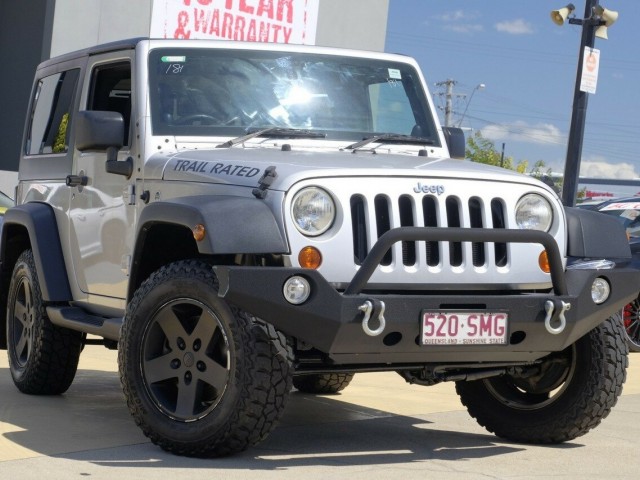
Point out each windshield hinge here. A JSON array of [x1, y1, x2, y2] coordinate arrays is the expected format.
[[252, 166, 277, 199]]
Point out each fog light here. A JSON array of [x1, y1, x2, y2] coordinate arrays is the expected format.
[[591, 277, 610, 304], [283, 276, 311, 305]]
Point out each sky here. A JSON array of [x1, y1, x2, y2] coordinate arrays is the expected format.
[[384, 0, 639, 179]]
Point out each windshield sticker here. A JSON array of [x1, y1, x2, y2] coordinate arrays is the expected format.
[[161, 56, 186, 63], [601, 202, 640, 211], [173, 160, 261, 178], [388, 68, 402, 80]]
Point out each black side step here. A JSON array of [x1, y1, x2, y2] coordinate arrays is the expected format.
[[46, 306, 122, 341]]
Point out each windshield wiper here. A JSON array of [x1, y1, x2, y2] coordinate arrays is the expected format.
[[345, 134, 435, 151], [217, 127, 326, 148]]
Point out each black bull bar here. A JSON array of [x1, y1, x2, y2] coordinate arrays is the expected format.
[[214, 227, 640, 364]]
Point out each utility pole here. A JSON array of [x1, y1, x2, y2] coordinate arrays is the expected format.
[[435, 79, 458, 127], [435, 80, 484, 128]]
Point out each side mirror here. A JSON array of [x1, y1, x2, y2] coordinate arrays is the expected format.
[[442, 127, 466, 160], [75, 110, 124, 152], [75, 111, 132, 178]]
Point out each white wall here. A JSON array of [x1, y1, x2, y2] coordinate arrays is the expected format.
[[315, 0, 389, 51], [50, 0, 153, 57], [0, 170, 19, 198]]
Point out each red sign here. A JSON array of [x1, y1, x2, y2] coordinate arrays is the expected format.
[[151, 0, 319, 44]]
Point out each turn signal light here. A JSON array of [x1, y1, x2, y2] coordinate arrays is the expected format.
[[539, 250, 551, 274], [298, 246, 322, 269], [193, 224, 206, 242]]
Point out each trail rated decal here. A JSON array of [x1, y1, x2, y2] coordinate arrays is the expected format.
[[173, 159, 261, 177]]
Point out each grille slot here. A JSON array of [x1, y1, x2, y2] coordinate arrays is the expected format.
[[351, 195, 367, 265], [350, 193, 509, 270], [469, 197, 485, 267], [423, 196, 439, 266], [491, 199, 508, 267], [399, 195, 416, 266], [374, 195, 392, 266], [446, 197, 462, 266]]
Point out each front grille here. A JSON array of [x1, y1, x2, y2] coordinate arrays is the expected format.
[[350, 193, 507, 269], [286, 177, 562, 290]]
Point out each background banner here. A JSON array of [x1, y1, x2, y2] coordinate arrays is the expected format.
[[151, 0, 319, 45]]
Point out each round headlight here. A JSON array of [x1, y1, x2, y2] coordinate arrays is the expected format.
[[515, 194, 553, 232], [291, 187, 335, 236]]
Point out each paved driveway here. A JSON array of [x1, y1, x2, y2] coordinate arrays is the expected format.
[[1, 347, 639, 479]]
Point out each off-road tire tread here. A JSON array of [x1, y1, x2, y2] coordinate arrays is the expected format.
[[119, 260, 293, 457], [456, 314, 628, 443], [7, 250, 82, 395], [293, 372, 355, 394]]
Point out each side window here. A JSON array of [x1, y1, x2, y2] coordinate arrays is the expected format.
[[26, 69, 80, 155], [88, 62, 132, 146]]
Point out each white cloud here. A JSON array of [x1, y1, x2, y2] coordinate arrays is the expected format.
[[434, 10, 476, 22], [444, 24, 484, 34], [481, 121, 564, 146], [433, 10, 483, 34], [579, 157, 640, 179], [495, 19, 534, 35]]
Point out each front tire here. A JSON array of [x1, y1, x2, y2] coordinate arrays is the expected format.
[[119, 260, 293, 457], [456, 314, 627, 443], [6, 249, 82, 394]]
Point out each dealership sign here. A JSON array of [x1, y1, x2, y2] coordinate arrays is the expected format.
[[151, 0, 319, 44]]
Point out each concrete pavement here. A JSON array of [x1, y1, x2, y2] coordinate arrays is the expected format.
[[1, 346, 639, 479]]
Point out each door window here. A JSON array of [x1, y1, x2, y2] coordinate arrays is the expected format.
[[26, 69, 80, 155], [88, 62, 132, 146]]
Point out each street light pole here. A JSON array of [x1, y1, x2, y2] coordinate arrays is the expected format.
[[562, 0, 599, 207], [458, 83, 485, 127]]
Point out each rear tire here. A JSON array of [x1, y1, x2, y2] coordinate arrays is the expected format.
[[293, 373, 355, 394], [119, 260, 293, 457], [456, 314, 627, 443], [6, 249, 82, 395]]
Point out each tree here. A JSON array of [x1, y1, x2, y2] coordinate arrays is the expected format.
[[466, 131, 508, 167], [465, 131, 529, 174]]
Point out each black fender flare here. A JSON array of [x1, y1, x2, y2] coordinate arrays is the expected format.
[[1, 202, 72, 302], [565, 206, 631, 258], [136, 195, 288, 255]]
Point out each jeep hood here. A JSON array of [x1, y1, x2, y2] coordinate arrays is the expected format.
[[155, 147, 549, 192]]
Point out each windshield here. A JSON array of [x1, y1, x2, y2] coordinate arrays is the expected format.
[[148, 48, 439, 144], [598, 202, 640, 238]]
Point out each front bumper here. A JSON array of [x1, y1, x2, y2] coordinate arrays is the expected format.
[[214, 228, 640, 365]]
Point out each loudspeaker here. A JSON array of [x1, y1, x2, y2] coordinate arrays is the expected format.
[[595, 7, 619, 39], [550, 4, 575, 26]]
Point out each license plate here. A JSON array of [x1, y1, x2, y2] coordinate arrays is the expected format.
[[421, 311, 508, 346]]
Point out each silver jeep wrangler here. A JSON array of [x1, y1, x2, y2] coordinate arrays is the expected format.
[[2, 38, 638, 457]]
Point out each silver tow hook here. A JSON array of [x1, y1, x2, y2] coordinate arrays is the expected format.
[[544, 299, 570, 335], [359, 299, 386, 336]]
